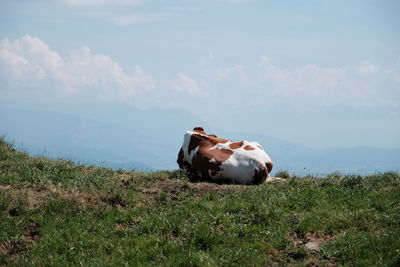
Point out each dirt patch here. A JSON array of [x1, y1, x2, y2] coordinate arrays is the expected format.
[[0, 184, 11, 190], [83, 167, 96, 175], [288, 232, 337, 266], [140, 178, 253, 203], [190, 181, 253, 195], [46, 185, 107, 208], [0, 224, 41, 258], [3, 185, 107, 210], [102, 195, 128, 208], [290, 231, 335, 251], [304, 257, 322, 266], [23, 223, 41, 242], [298, 231, 333, 244], [115, 218, 143, 230], [0, 240, 28, 257]]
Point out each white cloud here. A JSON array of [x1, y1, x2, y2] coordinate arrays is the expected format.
[[110, 13, 174, 26], [258, 56, 399, 107], [64, 47, 154, 98], [207, 65, 248, 82], [0, 35, 210, 108], [57, 0, 143, 6], [1, 35, 398, 111], [172, 73, 206, 96], [357, 60, 378, 74], [0, 35, 154, 103], [0, 35, 64, 89], [0, 35, 63, 71]]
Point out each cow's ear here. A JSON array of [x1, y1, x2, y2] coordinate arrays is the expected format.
[[193, 127, 206, 134]]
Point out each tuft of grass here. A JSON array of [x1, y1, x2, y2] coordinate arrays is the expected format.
[[275, 170, 290, 179], [1, 137, 399, 266]]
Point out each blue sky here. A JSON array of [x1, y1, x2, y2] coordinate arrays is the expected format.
[[1, 0, 399, 149]]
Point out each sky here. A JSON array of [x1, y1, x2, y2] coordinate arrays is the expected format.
[[0, 0, 399, 149]]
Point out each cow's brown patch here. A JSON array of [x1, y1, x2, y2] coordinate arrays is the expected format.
[[193, 127, 206, 135], [208, 136, 228, 144], [244, 145, 255, 150], [186, 133, 233, 179], [187, 133, 201, 155], [229, 141, 243, 149], [208, 134, 217, 138], [253, 167, 268, 184], [188, 133, 228, 155], [191, 147, 233, 179]]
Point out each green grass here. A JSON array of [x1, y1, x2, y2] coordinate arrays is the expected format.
[[1, 137, 400, 266]]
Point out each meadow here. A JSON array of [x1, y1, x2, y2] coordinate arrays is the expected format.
[[1, 138, 399, 266]]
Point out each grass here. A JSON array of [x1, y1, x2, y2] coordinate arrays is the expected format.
[[1, 137, 400, 266]]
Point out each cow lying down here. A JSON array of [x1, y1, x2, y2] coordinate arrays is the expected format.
[[177, 127, 276, 185]]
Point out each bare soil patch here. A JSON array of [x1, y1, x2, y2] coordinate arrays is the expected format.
[[23, 223, 41, 242], [0, 240, 28, 257], [2, 184, 107, 210], [0, 224, 41, 258], [290, 231, 335, 251], [140, 178, 254, 203]]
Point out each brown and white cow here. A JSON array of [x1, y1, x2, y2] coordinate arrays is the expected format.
[[177, 127, 274, 185]]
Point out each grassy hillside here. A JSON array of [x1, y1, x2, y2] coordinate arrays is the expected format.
[[1, 138, 399, 266]]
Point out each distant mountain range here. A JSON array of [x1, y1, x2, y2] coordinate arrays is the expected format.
[[1, 105, 399, 176]]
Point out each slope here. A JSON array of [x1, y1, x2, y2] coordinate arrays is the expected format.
[[1, 138, 399, 266]]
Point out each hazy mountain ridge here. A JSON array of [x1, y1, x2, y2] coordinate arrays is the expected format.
[[1, 105, 399, 175]]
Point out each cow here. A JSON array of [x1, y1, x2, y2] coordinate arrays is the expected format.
[[177, 127, 274, 185]]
